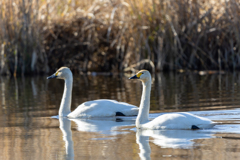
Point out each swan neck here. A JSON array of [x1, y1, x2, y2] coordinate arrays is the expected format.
[[136, 80, 151, 128], [59, 77, 72, 117]]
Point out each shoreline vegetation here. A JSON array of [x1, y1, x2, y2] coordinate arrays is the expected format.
[[0, 0, 239, 76]]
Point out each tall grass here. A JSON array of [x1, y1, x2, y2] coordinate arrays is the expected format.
[[0, 0, 239, 75]]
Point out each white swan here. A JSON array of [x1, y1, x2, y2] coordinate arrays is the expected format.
[[129, 70, 216, 130], [47, 67, 138, 118]]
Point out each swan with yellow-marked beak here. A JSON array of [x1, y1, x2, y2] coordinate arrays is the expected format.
[[129, 70, 216, 130], [47, 67, 139, 118]]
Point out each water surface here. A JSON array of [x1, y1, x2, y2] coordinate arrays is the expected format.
[[1, 72, 240, 159]]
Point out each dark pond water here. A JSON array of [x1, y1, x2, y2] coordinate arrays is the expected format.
[[1, 71, 240, 160]]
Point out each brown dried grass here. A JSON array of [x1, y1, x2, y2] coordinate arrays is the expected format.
[[0, 0, 240, 75]]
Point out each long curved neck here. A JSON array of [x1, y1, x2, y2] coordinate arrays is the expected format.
[[59, 76, 72, 117], [136, 79, 151, 128]]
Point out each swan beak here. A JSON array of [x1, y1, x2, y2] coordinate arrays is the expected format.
[[47, 74, 57, 79], [129, 75, 139, 79]]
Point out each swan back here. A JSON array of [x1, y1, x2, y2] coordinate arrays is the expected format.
[[142, 112, 215, 129], [67, 99, 138, 118]]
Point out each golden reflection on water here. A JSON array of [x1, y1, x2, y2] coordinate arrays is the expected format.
[[1, 72, 240, 159]]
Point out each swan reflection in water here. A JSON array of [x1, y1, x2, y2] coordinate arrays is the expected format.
[[58, 117, 135, 159], [136, 131, 151, 160], [136, 129, 215, 160], [59, 116, 215, 160], [59, 117, 74, 160], [70, 117, 135, 135]]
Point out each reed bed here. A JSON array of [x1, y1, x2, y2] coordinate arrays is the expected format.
[[0, 0, 239, 75]]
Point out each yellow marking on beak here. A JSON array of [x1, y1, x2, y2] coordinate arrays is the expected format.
[[55, 72, 59, 76], [136, 72, 142, 78]]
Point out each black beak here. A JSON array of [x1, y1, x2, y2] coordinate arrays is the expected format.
[[129, 75, 138, 79], [47, 74, 57, 79]]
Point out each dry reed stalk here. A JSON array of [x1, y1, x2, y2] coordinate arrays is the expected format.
[[0, 0, 240, 75]]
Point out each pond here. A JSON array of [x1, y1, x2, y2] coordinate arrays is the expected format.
[[1, 71, 240, 160]]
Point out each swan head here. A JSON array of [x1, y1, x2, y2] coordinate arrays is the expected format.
[[129, 70, 151, 82], [47, 67, 73, 80]]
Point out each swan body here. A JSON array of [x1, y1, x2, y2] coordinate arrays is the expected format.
[[129, 70, 216, 130], [47, 67, 138, 118], [141, 112, 214, 129], [68, 99, 138, 118]]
